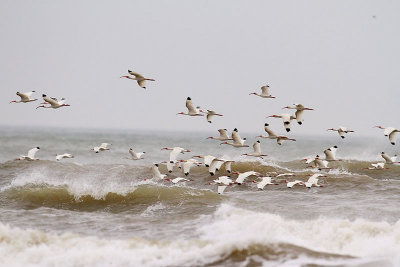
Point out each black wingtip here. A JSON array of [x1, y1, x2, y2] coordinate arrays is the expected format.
[[233, 128, 238, 132], [265, 123, 269, 126], [391, 142, 395, 145], [36, 147, 40, 149], [298, 122, 302, 125], [286, 128, 290, 132], [42, 94, 46, 97], [334, 145, 338, 148], [155, 163, 159, 167], [341, 136, 345, 139], [187, 97, 191, 100]]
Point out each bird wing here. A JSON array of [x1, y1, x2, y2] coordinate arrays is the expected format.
[[185, 98, 197, 113], [295, 110, 304, 123], [264, 125, 277, 138], [381, 153, 392, 163], [232, 130, 242, 144], [136, 80, 146, 88], [218, 129, 230, 139], [217, 185, 227, 194], [43, 96, 59, 106], [204, 155, 216, 166], [323, 149, 335, 161], [129, 149, 136, 158], [253, 141, 261, 154], [389, 131, 398, 143], [260, 86, 269, 96], [128, 70, 144, 79], [17, 92, 32, 101], [100, 143, 110, 149], [169, 148, 183, 162], [206, 113, 214, 122], [384, 127, 395, 136], [27, 147, 39, 158]]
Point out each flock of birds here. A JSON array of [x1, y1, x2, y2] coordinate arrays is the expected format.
[[10, 69, 400, 194]]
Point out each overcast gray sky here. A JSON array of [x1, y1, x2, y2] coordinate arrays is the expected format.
[[1, 0, 399, 136]]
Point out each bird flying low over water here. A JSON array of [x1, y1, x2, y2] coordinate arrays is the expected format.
[[327, 126, 354, 139], [161, 147, 190, 163], [232, 171, 261, 185], [177, 97, 203, 116], [249, 85, 275, 98], [380, 152, 400, 164], [374, 126, 400, 145], [365, 162, 389, 170], [56, 153, 74, 161], [16, 147, 40, 161], [10, 91, 38, 103], [220, 128, 249, 148], [282, 104, 314, 125], [152, 164, 167, 180], [323, 146, 340, 161], [267, 114, 296, 132], [242, 140, 267, 158], [120, 70, 155, 89], [207, 129, 233, 141], [125, 148, 145, 160], [92, 143, 111, 153], [36, 94, 70, 109], [304, 174, 326, 188]]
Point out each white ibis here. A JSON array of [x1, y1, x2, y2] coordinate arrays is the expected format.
[[257, 177, 275, 190], [324, 146, 339, 161], [217, 185, 228, 194], [125, 148, 145, 160], [381, 152, 400, 164], [213, 176, 233, 185], [10, 91, 38, 103], [233, 171, 261, 185], [257, 123, 278, 140], [92, 143, 111, 153], [286, 180, 304, 188], [182, 158, 200, 176], [283, 104, 314, 125], [16, 147, 40, 161], [222, 160, 234, 173], [170, 177, 191, 184], [308, 155, 331, 170], [161, 161, 176, 173], [304, 174, 326, 188], [327, 126, 354, 139], [209, 158, 225, 176], [374, 126, 400, 145], [120, 70, 155, 89], [36, 94, 70, 109], [201, 110, 223, 123], [276, 136, 296, 145], [249, 85, 275, 98], [267, 114, 296, 132], [365, 162, 388, 170], [161, 147, 190, 163], [221, 128, 249, 147], [177, 97, 203, 116], [207, 129, 233, 141], [152, 164, 167, 179], [56, 153, 74, 161], [242, 140, 267, 158], [193, 155, 217, 167]]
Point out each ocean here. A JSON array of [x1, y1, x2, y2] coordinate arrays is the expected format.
[[0, 126, 399, 266]]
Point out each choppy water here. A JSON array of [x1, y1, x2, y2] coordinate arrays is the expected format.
[[0, 126, 399, 266]]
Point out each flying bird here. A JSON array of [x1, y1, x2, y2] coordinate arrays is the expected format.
[[161, 147, 190, 163], [232, 171, 261, 185], [16, 147, 40, 161], [249, 85, 275, 98], [56, 153, 74, 161], [152, 164, 167, 179], [323, 146, 339, 161], [283, 104, 314, 125], [267, 114, 296, 132], [92, 143, 111, 153], [125, 148, 145, 160], [242, 140, 267, 158], [374, 126, 400, 145], [304, 174, 326, 188], [120, 70, 155, 89], [220, 128, 249, 147], [380, 152, 400, 164], [327, 126, 354, 139], [207, 129, 233, 141], [201, 110, 223, 123], [177, 97, 204, 116], [36, 94, 70, 109], [10, 91, 38, 103]]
